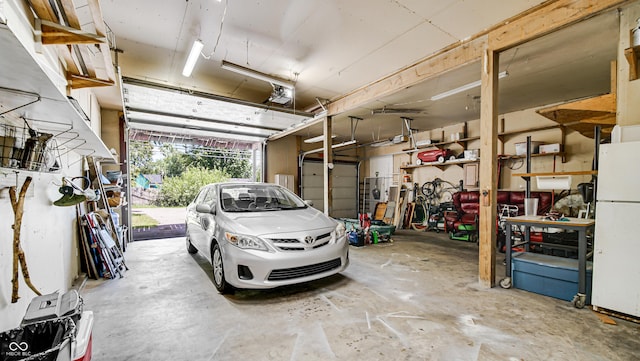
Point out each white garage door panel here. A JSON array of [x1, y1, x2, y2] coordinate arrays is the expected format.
[[301, 161, 358, 218]]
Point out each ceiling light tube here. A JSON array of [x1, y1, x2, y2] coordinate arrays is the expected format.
[[182, 39, 204, 77], [430, 71, 508, 101], [305, 140, 357, 155], [221, 60, 294, 89], [304, 134, 336, 143]]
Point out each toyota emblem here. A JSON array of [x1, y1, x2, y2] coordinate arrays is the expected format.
[[304, 236, 314, 244]]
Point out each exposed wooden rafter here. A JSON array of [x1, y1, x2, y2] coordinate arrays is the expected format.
[[26, 0, 115, 90], [68, 74, 115, 89], [36, 19, 105, 44]]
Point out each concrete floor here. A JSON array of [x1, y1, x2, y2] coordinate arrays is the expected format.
[[81, 230, 640, 361]]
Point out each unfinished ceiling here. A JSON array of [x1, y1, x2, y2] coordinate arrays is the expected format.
[[98, 0, 619, 145]]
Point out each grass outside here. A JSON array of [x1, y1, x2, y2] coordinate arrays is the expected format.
[[132, 213, 159, 228]]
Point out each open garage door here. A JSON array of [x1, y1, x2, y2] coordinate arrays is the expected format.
[[301, 161, 358, 218]]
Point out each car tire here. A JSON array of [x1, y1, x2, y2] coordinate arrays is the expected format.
[[416, 159, 422, 165], [211, 242, 232, 294], [437, 155, 445, 163], [186, 233, 198, 254]]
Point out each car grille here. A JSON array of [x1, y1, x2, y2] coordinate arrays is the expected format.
[[267, 258, 342, 281], [270, 232, 332, 251]]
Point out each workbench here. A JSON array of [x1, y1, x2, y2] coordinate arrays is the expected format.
[[500, 215, 595, 308]]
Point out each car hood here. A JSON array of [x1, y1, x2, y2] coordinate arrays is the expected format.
[[220, 207, 337, 236]]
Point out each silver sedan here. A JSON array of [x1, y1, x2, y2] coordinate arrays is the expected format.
[[185, 182, 349, 293]]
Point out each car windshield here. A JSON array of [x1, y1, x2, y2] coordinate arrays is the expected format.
[[219, 184, 307, 212]]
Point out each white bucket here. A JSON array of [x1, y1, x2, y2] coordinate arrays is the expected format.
[[524, 198, 539, 216]]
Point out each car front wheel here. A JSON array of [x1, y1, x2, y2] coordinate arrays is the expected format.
[[212, 242, 232, 294]]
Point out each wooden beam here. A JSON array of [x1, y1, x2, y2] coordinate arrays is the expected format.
[[488, 0, 630, 51], [323, 116, 333, 216], [38, 19, 105, 44], [478, 47, 499, 288], [58, 45, 80, 75], [59, 0, 81, 29], [27, 0, 59, 22], [87, 0, 107, 37], [327, 36, 487, 116], [67, 74, 115, 89]]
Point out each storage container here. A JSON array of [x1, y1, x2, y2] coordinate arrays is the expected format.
[[539, 143, 561, 154], [512, 252, 592, 303], [515, 141, 543, 155]]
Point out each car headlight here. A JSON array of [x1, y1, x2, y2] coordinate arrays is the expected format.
[[225, 232, 268, 251], [334, 222, 346, 239]]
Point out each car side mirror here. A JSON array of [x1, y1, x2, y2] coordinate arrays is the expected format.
[[196, 204, 215, 214], [304, 200, 314, 207]]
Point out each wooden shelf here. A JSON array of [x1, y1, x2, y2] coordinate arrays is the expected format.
[[536, 94, 616, 138], [513, 170, 598, 177], [624, 45, 640, 81], [401, 158, 478, 170], [499, 151, 565, 160], [0, 23, 114, 159], [404, 136, 480, 152]]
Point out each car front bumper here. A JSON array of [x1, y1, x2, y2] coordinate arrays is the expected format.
[[221, 236, 349, 289]]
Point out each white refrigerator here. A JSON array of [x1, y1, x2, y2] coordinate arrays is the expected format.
[[592, 140, 640, 317]]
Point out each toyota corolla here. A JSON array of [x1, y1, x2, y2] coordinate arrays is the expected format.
[[185, 182, 349, 293]]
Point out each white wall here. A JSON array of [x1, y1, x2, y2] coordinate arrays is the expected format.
[[0, 0, 104, 331], [0, 155, 83, 330]]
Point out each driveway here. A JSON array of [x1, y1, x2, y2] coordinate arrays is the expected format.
[[132, 207, 187, 241]]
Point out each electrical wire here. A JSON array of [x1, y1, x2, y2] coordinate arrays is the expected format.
[[202, 0, 229, 60]]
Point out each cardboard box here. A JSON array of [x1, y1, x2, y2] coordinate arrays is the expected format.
[[464, 149, 479, 160], [515, 141, 543, 155], [539, 143, 561, 154]]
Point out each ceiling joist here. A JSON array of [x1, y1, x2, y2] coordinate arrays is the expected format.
[[325, 0, 629, 121], [27, 0, 116, 89]]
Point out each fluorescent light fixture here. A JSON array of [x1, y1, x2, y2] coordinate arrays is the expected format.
[[221, 60, 294, 89], [307, 140, 357, 154], [304, 134, 336, 143], [371, 108, 423, 115], [182, 39, 204, 77], [430, 71, 508, 101]]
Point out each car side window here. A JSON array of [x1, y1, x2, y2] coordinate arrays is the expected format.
[[194, 187, 210, 205], [202, 187, 217, 207]]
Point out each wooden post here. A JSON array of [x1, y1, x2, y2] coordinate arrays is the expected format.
[[478, 48, 500, 288], [323, 116, 333, 215]]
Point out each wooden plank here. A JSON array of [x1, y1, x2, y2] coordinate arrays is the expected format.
[[99, 42, 116, 81], [58, 45, 81, 75], [327, 36, 487, 116], [40, 20, 105, 44], [87, 0, 106, 37], [514, 170, 598, 177], [488, 0, 630, 51], [478, 47, 499, 288], [27, 0, 59, 22], [625, 47, 639, 81], [67, 74, 115, 89], [59, 0, 81, 29]]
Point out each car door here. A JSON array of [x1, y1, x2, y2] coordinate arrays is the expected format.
[[196, 186, 218, 261], [186, 186, 211, 253]]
